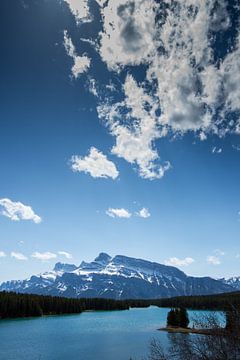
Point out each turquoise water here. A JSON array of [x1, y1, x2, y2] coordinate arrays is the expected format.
[[0, 307, 219, 360]]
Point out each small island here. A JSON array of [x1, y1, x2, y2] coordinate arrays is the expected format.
[[159, 307, 225, 336]]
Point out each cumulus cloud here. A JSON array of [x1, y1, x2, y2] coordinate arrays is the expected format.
[[99, 0, 156, 70], [58, 251, 73, 259], [31, 252, 57, 261], [164, 257, 195, 267], [0, 198, 41, 224], [0, 251, 6, 258], [106, 207, 131, 218], [64, 31, 91, 78], [207, 255, 221, 265], [63, 0, 91, 23], [11, 252, 28, 261], [70, 147, 119, 179], [136, 207, 150, 218]]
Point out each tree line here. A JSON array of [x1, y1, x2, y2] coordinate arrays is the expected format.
[[126, 291, 240, 311], [150, 291, 240, 310], [0, 291, 129, 319], [1, 290, 240, 319]]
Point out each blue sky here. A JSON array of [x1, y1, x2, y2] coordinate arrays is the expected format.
[[0, 0, 240, 282]]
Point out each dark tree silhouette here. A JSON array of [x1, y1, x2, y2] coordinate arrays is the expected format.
[[166, 308, 189, 328], [0, 291, 129, 319]]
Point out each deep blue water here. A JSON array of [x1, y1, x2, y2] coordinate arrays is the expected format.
[[0, 306, 221, 360]]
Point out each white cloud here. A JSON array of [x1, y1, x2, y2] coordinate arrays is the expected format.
[[11, 252, 28, 261], [88, 77, 98, 97], [199, 132, 207, 141], [63, 0, 91, 23], [58, 251, 73, 259], [106, 207, 131, 218], [207, 255, 221, 265], [98, 75, 171, 179], [71, 147, 119, 179], [0, 251, 6, 258], [99, 0, 156, 71], [220, 34, 240, 117], [136, 207, 150, 218], [164, 257, 195, 267], [207, 249, 225, 265], [0, 198, 41, 224], [31, 252, 57, 261], [145, 0, 239, 135], [212, 147, 222, 154], [64, 31, 91, 78]]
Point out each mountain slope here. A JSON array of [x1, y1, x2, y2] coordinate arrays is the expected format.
[[0, 253, 234, 299], [219, 277, 240, 291]]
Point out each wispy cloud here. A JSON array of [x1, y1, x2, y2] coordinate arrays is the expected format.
[[136, 207, 151, 218], [232, 144, 240, 151], [0, 251, 6, 258], [58, 251, 73, 259], [207, 249, 225, 265], [11, 252, 28, 261], [164, 257, 195, 267], [71, 147, 119, 179], [64, 30, 91, 78], [31, 252, 57, 261], [206, 255, 221, 265], [106, 208, 131, 218], [212, 147, 222, 154], [0, 198, 41, 224]]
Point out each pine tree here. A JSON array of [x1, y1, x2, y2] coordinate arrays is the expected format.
[[166, 307, 189, 328], [179, 307, 189, 328], [167, 309, 178, 327]]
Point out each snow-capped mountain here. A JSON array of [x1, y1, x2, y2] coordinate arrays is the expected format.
[[219, 277, 240, 290], [0, 253, 234, 299]]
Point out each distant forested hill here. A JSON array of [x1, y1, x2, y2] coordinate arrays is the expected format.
[[127, 291, 240, 310]]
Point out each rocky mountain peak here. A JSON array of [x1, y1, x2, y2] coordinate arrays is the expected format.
[[94, 252, 112, 265], [53, 262, 77, 273]]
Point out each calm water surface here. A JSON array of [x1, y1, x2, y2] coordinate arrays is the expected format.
[[0, 306, 217, 360]]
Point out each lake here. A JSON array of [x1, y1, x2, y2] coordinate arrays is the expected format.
[[0, 306, 220, 360]]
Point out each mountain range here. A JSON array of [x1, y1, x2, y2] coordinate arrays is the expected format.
[[0, 253, 237, 299]]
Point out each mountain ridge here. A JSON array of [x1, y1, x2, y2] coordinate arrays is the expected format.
[[0, 253, 235, 299]]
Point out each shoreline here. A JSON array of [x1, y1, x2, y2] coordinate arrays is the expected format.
[[158, 326, 219, 335]]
